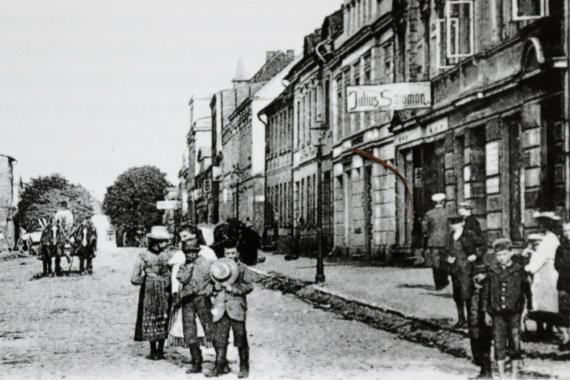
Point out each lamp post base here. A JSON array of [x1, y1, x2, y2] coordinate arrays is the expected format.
[[315, 273, 326, 283]]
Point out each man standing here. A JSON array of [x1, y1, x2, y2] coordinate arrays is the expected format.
[[176, 237, 215, 374], [74, 219, 97, 274], [423, 193, 450, 290], [458, 201, 482, 237]]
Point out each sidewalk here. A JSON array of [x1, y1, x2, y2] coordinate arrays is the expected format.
[[252, 253, 570, 378]]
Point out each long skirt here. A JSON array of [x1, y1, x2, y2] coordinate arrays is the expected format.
[[134, 277, 170, 342], [167, 306, 210, 348]]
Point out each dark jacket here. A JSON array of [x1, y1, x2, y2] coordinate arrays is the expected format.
[[482, 262, 527, 314], [211, 263, 254, 322], [177, 256, 213, 299], [555, 237, 570, 292], [424, 205, 449, 248]]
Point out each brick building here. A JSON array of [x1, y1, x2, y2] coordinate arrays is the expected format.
[[0, 154, 17, 249], [220, 51, 296, 235]]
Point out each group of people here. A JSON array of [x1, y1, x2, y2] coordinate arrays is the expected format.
[[423, 194, 570, 379], [39, 201, 98, 276], [131, 223, 253, 378]]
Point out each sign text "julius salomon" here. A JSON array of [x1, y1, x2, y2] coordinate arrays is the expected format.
[[346, 82, 431, 113]]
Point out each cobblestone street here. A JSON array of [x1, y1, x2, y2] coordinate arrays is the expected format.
[[0, 247, 484, 380]]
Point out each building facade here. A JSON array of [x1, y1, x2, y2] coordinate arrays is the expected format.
[[186, 94, 213, 224], [329, 0, 569, 261], [393, 0, 569, 255], [260, 87, 295, 252], [220, 51, 295, 235]]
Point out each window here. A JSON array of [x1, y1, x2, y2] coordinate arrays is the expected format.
[[363, 53, 372, 127], [383, 43, 393, 79], [445, 0, 474, 60], [296, 102, 301, 148], [336, 75, 343, 140], [513, 0, 547, 21], [343, 68, 351, 136]]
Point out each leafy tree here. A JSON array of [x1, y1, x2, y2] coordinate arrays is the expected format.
[[17, 174, 95, 231], [103, 166, 171, 232]]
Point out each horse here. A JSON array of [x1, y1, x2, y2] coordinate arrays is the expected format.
[[40, 222, 66, 276], [73, 223, 97, 274]]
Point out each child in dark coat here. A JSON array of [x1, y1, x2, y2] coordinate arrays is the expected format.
[[482, 238, 528, 379]]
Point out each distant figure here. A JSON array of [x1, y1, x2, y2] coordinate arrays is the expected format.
[[286, 216, 304, 261], [555, 221, 570, 351], [423, 193, 450, 290], [458, 201, 482, 237], [54, 200, 74, 237], [526, 211, 561, 339], [447, 214, 483, 328], [239, 220, 260, 266], [74, 219, 97, 274]]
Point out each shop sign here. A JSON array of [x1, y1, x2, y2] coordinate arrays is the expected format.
[[425, 118, 448, 138], [346, 82, 431, 113], [156, 200, 180, 210], [395, 127, 423, 146]]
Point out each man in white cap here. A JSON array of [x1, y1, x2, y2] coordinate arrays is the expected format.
[[423, 193, 450, 290]]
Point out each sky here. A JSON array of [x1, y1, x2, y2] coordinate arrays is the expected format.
[[0, 0, 342, 201]]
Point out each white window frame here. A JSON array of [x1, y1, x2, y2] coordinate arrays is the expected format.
[[445, 0, 474, 60], [512, 0, 548, 21], [435, 19, 455, 69]]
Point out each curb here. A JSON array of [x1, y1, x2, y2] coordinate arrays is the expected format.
[[248, 267, 564, 378]]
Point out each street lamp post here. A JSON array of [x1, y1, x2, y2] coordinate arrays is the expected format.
[[311, 123, 326, 283], [231, 164, 244, 220]]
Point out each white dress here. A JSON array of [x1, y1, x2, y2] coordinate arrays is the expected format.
[[526, 231, 559, 313]]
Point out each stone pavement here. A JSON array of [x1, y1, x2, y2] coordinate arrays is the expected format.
[[252, 253, 570, 378]]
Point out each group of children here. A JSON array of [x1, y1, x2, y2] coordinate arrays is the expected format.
[[131, 224, 253, 378]]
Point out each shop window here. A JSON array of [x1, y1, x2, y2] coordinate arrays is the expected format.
[[513, 0, 547, 21]]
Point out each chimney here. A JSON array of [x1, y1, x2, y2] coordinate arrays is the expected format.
[[286, 49, 295, 59], [266, 51, 278, 62]]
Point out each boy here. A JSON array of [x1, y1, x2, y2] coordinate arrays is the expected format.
[[176, 238, 214, 374], [206, 245, 254, 378], [482, 238, 528, 379]]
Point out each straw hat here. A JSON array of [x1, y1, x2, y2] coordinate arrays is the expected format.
[[527, 233, 544, 242], [210, 258, 239, 285], [431, 193, 446, 203], [147, 225, 172, 240], [457, 201, 473, 210], [532, 211, 561, 221]]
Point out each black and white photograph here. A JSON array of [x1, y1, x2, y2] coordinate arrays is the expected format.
[[1, 0, 570, 379]]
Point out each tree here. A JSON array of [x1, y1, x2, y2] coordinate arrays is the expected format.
[[103, 166, 171, 232], [17, 174, 95, 231]]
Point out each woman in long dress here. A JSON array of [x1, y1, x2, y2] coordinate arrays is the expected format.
[[526, 212, 561, 338], [131, 228, 172, 360]]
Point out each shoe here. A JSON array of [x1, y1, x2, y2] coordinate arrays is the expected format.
[[204, 347, 227, 378], [145, 353, 156, 360], [284, 255, 299, 261], [154, 353, 165, 360], [185, 363, 202, 374], [559, 342, 570, 351]]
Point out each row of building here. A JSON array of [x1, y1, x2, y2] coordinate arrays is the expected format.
[[177, 0, 570, 262]]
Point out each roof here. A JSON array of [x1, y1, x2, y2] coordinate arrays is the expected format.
[[250, 51, 295, 83], [321, 9, 344, 40]]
